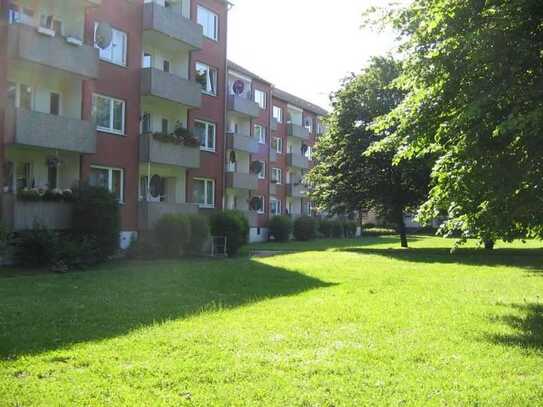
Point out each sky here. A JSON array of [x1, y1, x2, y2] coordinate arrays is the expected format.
[[227, 0, 401, 111]]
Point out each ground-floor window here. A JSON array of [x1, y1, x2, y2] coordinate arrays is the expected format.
[[90, 166, 124, 202], [271, 197, 281, 216], [193, 178, 214, 208]]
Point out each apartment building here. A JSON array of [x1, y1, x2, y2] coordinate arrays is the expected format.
[[0, 0, 326, 245]]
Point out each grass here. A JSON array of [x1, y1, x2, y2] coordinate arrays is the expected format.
[[1, 235, 542, 406]]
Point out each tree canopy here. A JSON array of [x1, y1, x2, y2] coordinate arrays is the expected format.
[[369, 0, 543, 243], [308, 57, 430, 247]]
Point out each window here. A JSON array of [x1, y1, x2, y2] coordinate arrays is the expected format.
[[193, 178, 215, 208], [271, 198, 282, 216], [195, 62, 217, 95], [255, 196, 265, 214], [304, 117, 313, 133], [197, 5, 218, 41], [50, 93, 60, 116], [254, 89, 266, 109], [272, 137, 283, 154], [195, 120, 216, 152], [161, 118, 169, 135], [143, 52, 152, 68], [48, 165, 58, 189], [163, 60, 170, 73], [142, 112, 151, 133], [254, 125, 266, 144], [94, 23, 127, 66], [90, 166, 124, 202], [257, 160, 265, 179], [304, 145, 312, 160], [93, 94, 125, 135], [7, 82, 16, 108], [271, 168, 282, 184], [273, 106, 283, 123], [20, 84, 32, 110]]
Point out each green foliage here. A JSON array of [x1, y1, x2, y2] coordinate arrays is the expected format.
[[12, 224, 58, 267], [268, 216, 292, 242], [343, 220, 358, 238], [125, 234, 161, 260], [155, 214, 191, 258], [330, 220, 344, 238], [209, 210, 249, 256], [186, 214, 210, 255], [318, 219, 333, 238], [307, 57, 431, 248], [293, 216, 317, 241], [369, 0, 543, 244], [72, 185, 120, 259]]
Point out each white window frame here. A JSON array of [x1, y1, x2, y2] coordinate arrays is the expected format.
[[304, 145, 312, 161], [271, 168, 282, 184], [90, 165, 124, 203], [197, 5, 218, 41], [255, 124, 266, 144], [194, 177, 215, 209], [256, 195, 265, 214], [94, 23, 127, 67], [254, 89, 266, 109], [273, 106, 283, 123], [272, 137, 283, 154], [304, 117, 313, 133], [257, 160, 266, 180], [93, 94, 126, 135], [271, 197, 282, 216], [195, 62, 218, 96], [195, 120, 216, 152]]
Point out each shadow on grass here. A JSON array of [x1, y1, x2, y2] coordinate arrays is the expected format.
[[0, 258, 333, 359], [488, 303, 543, 351], [340, 247, 543, 271]]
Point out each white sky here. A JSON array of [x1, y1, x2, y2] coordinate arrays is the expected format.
[[227, 0, 400, 111]]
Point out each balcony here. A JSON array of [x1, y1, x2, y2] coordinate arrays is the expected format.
[[4, 107, 96, 154], [141, 68, 202, 108], [287, 153, 311, 170], [228, 95, 261, 119], [288, 123, 310, 140], [1, 194, 72, 231], [140, 133, 200, 169], [226, 172, 258, 191], [226, 132, 259, 154], [7, 23, 99, 79], [143, 2, 203, 50], [138, 201, 199, 230], [287, 183, 308, 198]]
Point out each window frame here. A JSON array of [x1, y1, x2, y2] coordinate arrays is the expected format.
[[193, 177, 215, 209], [197, 5, 219, 41], [94, 23, 127, 67], [93, 93, 126, 136], [195, 119, 217, 152], [255, 195, 265, 214], [257, 160, 266, 180], [195, 62, 218, 96], [271, 167, 282, 184], [254, 124, 266, 144], [272, 137, 283, 154], [90, 165, 125, 203], [271, 197, 282, 216], [254, 89, 266, 110], [273, 106, 283, 123]]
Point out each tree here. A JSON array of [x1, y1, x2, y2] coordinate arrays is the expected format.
[[368, 0, 543, 246], [308, 57, 430, 248]]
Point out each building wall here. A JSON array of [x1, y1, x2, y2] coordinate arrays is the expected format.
[[271, 97, 289, 215], [187, 0, 228, 212]]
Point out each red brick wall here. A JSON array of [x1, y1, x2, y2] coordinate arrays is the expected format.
[[271, 97, 289, 214]]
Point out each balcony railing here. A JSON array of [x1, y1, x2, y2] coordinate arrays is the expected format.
[[7, 23, 99, 79], [287, 183, 308, 198], [1, 194, 72, 231], [4, 107, 96, 154], [287, 153, 311, 169], [226, 132, 259, 154], [228, 95, 261, 118], [141, 68, 202, 108], [288, 123, 310, 140], [139, 133, 200, 169], [226, 172, 258, 191], [138, 201, 199, 230], [143, 2, 203, 50]]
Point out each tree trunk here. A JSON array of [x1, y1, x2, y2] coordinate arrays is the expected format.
[[484, 240, 495, 250], [397, 210, 408, 248]]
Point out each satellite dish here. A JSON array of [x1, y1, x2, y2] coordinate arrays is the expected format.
[[232, 80, 245, 96], [95, 22, 113, 49]]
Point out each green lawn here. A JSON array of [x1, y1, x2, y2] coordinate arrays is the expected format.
[[1, 236, 542, 406]]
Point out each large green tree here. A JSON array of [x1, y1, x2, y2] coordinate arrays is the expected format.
[[369, 0, 543, 245], [308, 57, 430, 247]]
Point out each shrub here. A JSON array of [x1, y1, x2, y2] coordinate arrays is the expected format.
[[268, 216, 292, 242], [209, 210, 249, 257], [318, 219, 333, 238], [12, 224, 58, 267], [155, 214, 191, 258], [293, 216, 317, 241], [343, 221, 358, 238], [125, 234, 161, 260], [186, 214, 210, 255], [72, 185, 120, 260], [330, 220, 344, 238], [52, 234, 99, 272]]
